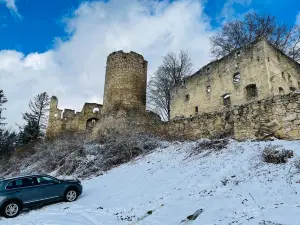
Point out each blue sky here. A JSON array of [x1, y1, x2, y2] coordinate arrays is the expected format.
[[0, 0, 299, 54], [0, 0, 299, 129]]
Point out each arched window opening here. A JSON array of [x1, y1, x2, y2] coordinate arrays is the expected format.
[[233, 72, 241, 83], [93, 107, 100, 113], [222, 93, 231, 107], [86, 118, 99, 130], [279, 87, 285, 95]]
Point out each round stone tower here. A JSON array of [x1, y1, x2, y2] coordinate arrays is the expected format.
[[102, 50, 148, 115]]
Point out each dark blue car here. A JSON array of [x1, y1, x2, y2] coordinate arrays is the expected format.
[[0, 174, 83, 218]]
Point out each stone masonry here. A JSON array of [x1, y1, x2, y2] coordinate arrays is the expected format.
[[102, 51, 147, 115], [170, 38, 300, 119], [46, 96, 102, 138], [46, 39, 300, 141]]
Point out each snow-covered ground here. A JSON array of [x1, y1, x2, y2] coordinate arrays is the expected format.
[[1, 139, 300, 225]]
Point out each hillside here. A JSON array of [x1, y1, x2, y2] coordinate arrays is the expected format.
[[1, 139, 300, 225]]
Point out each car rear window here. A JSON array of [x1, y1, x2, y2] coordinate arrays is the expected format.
[[6, 180, 18, 190]]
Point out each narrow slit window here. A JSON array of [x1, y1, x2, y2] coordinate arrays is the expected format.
[[195, 106, 199, 114], [207, 86, 211, 94], [185, 94, 190, 102]]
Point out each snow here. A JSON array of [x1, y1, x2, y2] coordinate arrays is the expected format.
[[1, 139, 300, 225]]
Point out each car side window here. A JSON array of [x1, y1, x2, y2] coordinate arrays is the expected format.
[[19, 178, 35, 188], [37, 176, 57, 185], [6, 178, 35, 189]]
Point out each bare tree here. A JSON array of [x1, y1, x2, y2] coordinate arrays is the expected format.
[[210, 13, 300, 62], [147, 50, 193, 120]]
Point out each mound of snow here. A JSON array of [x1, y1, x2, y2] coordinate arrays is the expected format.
[[1, 139, 300, 225]]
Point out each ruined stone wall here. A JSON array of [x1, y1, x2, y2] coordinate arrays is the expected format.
[[170, 39, 300, 120], [165, 93, 300, 141], [264, 42, 300, 95], [162, 111, 233, 140], [234, 93, 300, 140], [46, 96, 102, 138], [102, 51, 147, 115]]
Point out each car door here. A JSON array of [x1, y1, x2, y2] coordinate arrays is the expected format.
[[36, 176, 65, 203], [15, 177, 41, 207]]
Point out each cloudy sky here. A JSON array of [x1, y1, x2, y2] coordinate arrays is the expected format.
[[0, 0, 299, 129]]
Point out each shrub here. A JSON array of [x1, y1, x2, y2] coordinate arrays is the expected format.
[[294, 158, 300, 170], [262, 145, 293, 164], [99, 134, 161, 170], [188, 139, 229, 157], [0, 133, 163, 178]]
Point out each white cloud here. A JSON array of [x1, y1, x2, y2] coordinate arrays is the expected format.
[[296, 12, 300, 25], [0, 0, 215, 130], [1, 0, 22, 19], [219, 0, 252, 22]]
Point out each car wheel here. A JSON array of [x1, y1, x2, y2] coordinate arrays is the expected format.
[[65, 189, 78, 202], [2, 201, 21, 218]]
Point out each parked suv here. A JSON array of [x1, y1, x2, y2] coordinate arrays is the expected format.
[[0, 174, 83, 218]]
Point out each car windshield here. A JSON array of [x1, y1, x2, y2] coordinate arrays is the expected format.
[[37, 176, 58, 185]]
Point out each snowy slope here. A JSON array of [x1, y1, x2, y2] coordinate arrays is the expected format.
[[1, 139, 300, 225]]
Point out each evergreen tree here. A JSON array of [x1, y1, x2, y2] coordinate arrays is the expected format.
[[0, 90, 16, 157], [0, 130, 17, 157], [18, 92, 50, 146]]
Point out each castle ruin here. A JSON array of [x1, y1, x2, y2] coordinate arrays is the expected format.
[[171, 38, 300, 119], [46, 38, 300, 141]]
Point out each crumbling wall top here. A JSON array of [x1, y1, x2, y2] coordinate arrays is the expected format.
[[107, 50, 146, 63]]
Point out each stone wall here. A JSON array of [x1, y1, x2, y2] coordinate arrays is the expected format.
[[170, 38, 300, 120], [46, 96, 102, 138], [264, 41, 300, 95], [234, 93, 300, 140], [165, 93, 300, 141], [161, 111, 233, 140]]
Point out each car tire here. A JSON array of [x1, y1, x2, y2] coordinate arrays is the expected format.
[[64, 189, 78, 202], [2, 201, 21, 218]]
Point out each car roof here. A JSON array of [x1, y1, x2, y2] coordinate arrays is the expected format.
[[1, 174, 51, 181]]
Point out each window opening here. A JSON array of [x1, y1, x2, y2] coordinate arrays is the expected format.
[[233, 72, 241, 83], [207, 86, 211, 93], [245, 84, 258, 98], [222, 94, 231, 107], [185, 94, 190, 102], [290, 87, 296, 92], [279, 87, 284, 95]]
